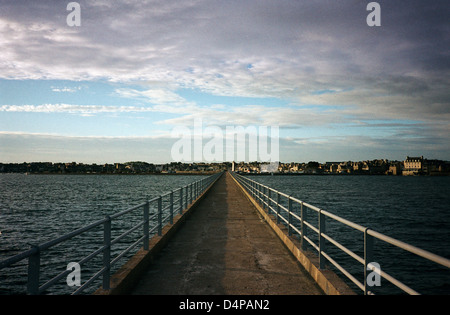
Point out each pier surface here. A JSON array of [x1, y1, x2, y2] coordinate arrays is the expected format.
[[130, 172, 323, 295]]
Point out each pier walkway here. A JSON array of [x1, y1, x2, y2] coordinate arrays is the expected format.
[[129, 172, 323, 295]]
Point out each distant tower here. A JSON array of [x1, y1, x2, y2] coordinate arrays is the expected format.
[[232, 161, 235, 172]]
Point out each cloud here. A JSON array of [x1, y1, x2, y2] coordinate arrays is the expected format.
[[0, 130, 169, 140], [0, 104, 157, 114], [114, 88, 193, 107], [51, 86, 82, 93]]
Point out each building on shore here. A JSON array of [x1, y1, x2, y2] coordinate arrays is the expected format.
[[387, 162, 402, 175], [403, 156, 424, 176]]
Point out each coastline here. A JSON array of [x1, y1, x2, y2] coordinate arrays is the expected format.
[[0, 171, 447, 176]]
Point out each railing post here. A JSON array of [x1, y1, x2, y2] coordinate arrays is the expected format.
[[196, 181, 198, 198], [185, 186, 188, 209], [288, 196, 293, 236], [179, 188, 183, 214], [268, 189, 271, 214], [300, 201, 307, 250], [263, 186, 267, 210], [27, 245, 40, 295], [319, 210, 326, 269], [364, 228, 374, 295], [103, 215, 111, 290], [195, 181, 197, 198], [169, 191, 174, 224], [276, 192, 281, 224], [143, 201, 149, 250], [258, 184, 262, 204], [158, 196, 162, 236], [190, 183, 193, 204]]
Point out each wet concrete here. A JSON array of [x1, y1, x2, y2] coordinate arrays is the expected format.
[[130, 172, 323, 295]]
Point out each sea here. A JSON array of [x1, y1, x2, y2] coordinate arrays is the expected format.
[[0, 173, 449, 295]]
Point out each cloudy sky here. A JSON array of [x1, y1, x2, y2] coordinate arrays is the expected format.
[[0, 0, 449, 163]]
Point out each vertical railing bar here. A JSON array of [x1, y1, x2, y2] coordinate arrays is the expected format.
[[263, 186, 267, 210], [103, 215, 111, 290], [185, 186, 188, 209], [364, 228, 374, 295], [252, 181, 255, 198], [27, 245, 40, 295], [288, 196, 293, 236], [277, 192, 281, 224], [259, 184, 263, 205], [319, 210, 326, 269], [257, 183, 260, 204], [158, 196, 162, 236], [169, 191, 174, 225], [196, 180, 199, 198], [301, 201, 307, 250], [179, 188, 183, 214], [143, 201, 149, 250]]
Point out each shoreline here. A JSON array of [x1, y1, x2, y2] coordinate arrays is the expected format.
[[0, 171, 448, 176]]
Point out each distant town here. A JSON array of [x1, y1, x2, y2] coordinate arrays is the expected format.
[[0, 156, 449, 176]]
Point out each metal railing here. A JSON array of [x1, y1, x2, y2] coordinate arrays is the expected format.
[[0, 172, 223, 295], [231, 172, 450, 295]]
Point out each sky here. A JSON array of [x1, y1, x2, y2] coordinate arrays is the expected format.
[[0, 0, 449, 164]]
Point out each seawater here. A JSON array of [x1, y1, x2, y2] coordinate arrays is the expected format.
[[0, 174, 207, 295], [247, 174, 450, 295]]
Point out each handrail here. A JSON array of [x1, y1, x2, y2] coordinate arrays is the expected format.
[[230, 171, 450, 295], [0, 171, 223, 295]]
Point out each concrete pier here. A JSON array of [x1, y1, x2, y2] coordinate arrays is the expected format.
[[129, 172, 324, 295]]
